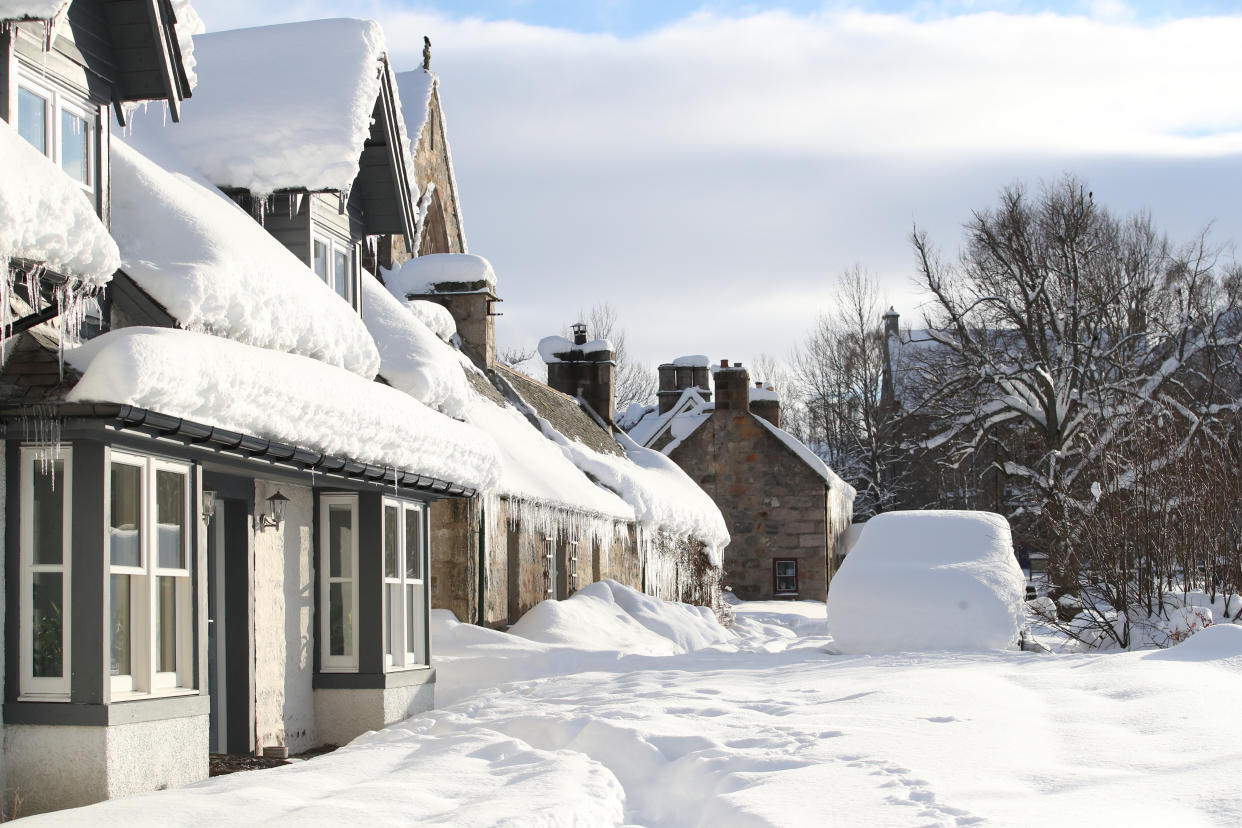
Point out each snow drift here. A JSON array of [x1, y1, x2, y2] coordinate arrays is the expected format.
[[827, 510, 1026, 653]]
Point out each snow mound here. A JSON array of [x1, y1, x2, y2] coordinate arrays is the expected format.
[[509, 580, 732, 655], [0, 120, 118, 285], [65, 327, 500, 492], [1145, 622, 1242, 665], [538, 335, 613, 364], [138, 18, 388, 194], [407, 299, 457, 341], [110, 136, 380, 377], [827, 511, 1026, 653], [671, 355, 709, 367], [382, 253, 496, 296]]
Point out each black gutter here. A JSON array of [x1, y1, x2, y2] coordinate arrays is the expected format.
[[10, 404, 475, 498]]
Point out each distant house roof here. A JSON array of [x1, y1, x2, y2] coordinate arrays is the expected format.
[[109, 133, 381, 378], [142, 17, 413, 233], [497, 365, 624, 458]]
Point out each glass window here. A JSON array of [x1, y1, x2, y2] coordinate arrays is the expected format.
[[21, 449, 72, 697], [17, 86, 48, 154], [108, 452, 194, 696], [321, 497, 358, 670], [313, 239, 329, 284], [60, 108, 90, 184], [775, 560, 798, 594], [383, 499, 426, 670], [334, 248, 351, 303]]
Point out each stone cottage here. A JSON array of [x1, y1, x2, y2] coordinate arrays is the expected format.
[[622, 358, 855, 601]]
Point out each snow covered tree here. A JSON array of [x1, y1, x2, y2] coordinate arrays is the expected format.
[[908, 176, 1242, 597]]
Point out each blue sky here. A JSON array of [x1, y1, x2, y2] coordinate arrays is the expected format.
[[392, 0, 1241, 34]]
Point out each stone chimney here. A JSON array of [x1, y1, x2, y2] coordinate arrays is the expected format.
[[657, 355, 712, 414], [712, 359, 750, 414], [749, 380, 781, 428], [542, 323, 616, 424], [881, 306, 899, 408], [408, 279, 500, 370], [883, 306, 900, 338]]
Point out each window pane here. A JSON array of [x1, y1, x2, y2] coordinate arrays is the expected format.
[[156, 469, 186, 569], [405, 509, 421, 580], [158, 576, 177, 673], [406, 583, 416, 657], [17, 87, 47, 155], [60, 109, 90, 184], [329, 582, 352, 656], [334, 249, 351, 302], [110, 464, 142, 567], [328, 505, 352, 578], [32, 572, 64, 678], [384, 505, 398, 579], [32, 459, 64, 566], [111, 574, 132, 676], [386, 582, 400, 658], [313, 240, 329, 283]]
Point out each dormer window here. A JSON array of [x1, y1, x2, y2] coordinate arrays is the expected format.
[[14, 68, 97, 204], [312, 231, 360, 312]]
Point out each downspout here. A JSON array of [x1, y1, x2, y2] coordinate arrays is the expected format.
[[476, 501, 486, 626]]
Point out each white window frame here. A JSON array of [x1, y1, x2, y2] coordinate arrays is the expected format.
[[106, 449, 195, 699], [18, 446, 73, 700], [311, 230, 359, 310], [319, 494, 360, 672], [382, 499, 426, 671], [13, 66, 97, 199]]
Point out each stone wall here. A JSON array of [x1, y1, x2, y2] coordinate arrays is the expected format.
[[411, 87, 465, 255], [428, 498, 475, 624], [670, 412, 832, 601]]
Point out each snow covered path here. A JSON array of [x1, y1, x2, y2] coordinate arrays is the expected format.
[[25, 600, 1242, 827]]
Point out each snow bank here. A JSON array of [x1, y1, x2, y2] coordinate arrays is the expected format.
[[1146, 623, 1242, 665], [140, 19, 388, 194], [545, 428, 729, 560], [0, 120, 118, 284], [827, 511, 1026, 653], [110, 136, 380, 377], [538, 335, 614, 363], [382, 253, 495, 296], [65, 328, 500, 492]]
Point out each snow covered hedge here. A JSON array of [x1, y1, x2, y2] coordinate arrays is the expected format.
[[827, 510, 1026, 653]]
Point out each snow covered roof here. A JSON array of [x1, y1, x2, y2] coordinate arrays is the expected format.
[[538, 336, 615, 364], [65, 327, 500, 492], [142, 18, 391, 195], [626, 387, 712, 448], [0, 119, 118, 285], [383, 253, 496, 296], [0, 1, 68, 19], [396, 69, 435, 155], [109, 133, 380, 378], [749, 382, 779, 402]]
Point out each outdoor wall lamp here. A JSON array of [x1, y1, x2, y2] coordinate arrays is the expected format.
[[257, 491, 290, 530], [202, 490, 217, 522]]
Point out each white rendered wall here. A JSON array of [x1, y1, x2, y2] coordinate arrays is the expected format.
[[4, 714, 207, 815], [314, 681, 434, 747], [252, 481, 316, 754]]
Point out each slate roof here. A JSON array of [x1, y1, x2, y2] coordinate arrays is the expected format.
[[493, 364, 624, 458]]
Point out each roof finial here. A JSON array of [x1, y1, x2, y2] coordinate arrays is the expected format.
[[423, 36, 432, 71]]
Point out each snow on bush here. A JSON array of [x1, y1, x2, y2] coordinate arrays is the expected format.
[[1146, 622, 1242, 665], [382, 253, 496, 297], [827, 510, 1026, 653], [66, 327, 501, 492], [110, 137, 380, 377], [0, 119, 118, 285]]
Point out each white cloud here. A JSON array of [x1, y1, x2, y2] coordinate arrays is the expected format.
[[190, 2, 1242, 369]]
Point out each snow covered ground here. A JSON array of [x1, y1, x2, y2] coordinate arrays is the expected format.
[[25, 585, 1242, 827]]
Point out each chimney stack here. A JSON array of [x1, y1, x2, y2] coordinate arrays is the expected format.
[[404, 255, 501, 370], [542, 325, 616, 424], [713, 359, 750, 414], [883, 306, 900, 338], [749, 380, 781, 428], [657, 355, 712, 414]]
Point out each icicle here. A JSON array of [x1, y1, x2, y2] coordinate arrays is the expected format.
[[21, 404, 63, 479]]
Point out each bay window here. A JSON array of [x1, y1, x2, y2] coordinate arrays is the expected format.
[[383, 499, 426, 670], [108, 450, 194, 697], [19, 447, 73, 698]]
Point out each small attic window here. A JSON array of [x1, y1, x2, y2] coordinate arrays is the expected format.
[[14, 66, 98, 207]]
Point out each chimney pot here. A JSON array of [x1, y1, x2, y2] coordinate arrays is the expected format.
[[733, 362, 741, 368], [720, 359, 729, 368]]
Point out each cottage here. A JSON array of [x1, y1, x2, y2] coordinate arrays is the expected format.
[[622, 358, 855, 601]]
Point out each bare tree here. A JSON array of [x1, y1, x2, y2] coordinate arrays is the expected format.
[[571, 302, 658, 410]]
